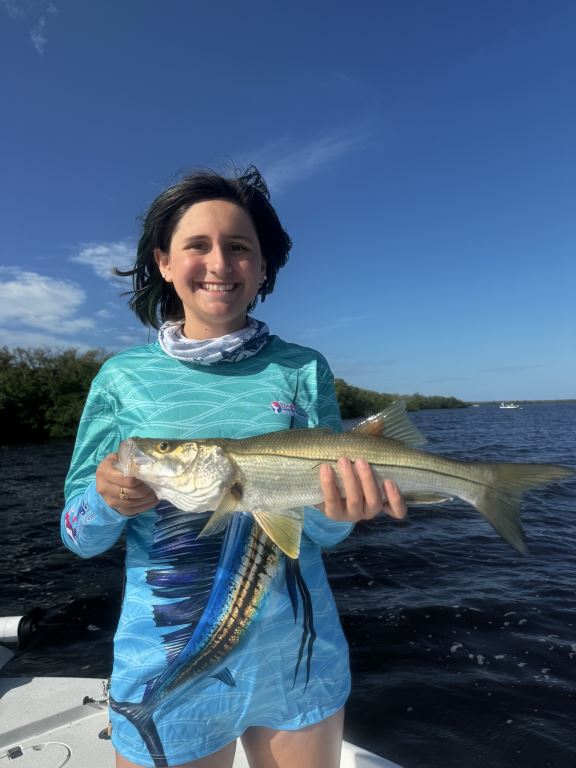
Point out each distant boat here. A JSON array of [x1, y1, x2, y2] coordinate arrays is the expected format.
[[500, 402, 521, 409]]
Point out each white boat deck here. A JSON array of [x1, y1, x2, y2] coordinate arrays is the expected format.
[[0, 672, 402, 768]]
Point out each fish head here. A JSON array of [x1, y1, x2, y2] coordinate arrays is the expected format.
[[118, 437, 235, 512]]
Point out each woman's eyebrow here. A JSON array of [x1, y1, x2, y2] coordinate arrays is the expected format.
[[182, 233, 254, 243]]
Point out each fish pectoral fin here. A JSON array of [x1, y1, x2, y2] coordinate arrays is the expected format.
[[198, 492, 237, 538], [212, 667, 236, 688], [403, 492, 454, 506], [252, 507, 304, 560], [351, 400, 426, 447]]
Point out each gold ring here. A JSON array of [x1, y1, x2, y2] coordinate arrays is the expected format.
[[119, 486, 129, 502]]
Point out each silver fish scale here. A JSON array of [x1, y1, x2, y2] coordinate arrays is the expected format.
[[228, 441, 492, 512], [232, 455, 327, 510]]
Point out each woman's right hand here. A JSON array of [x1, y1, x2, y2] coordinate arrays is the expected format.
[[96, 453, 158, 516]]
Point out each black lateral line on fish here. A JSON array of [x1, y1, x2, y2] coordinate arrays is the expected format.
[[197, 439, 572, 494], [227, 450, 496, 490], [220, 439, 424, 464], [376, 460, 571, 491]]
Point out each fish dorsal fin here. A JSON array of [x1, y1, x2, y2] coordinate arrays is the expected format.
[[252, 507, 305, 560], [351, 400, 426, 447]]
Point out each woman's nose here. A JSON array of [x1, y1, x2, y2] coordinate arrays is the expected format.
[[206, 244, 232, 274]]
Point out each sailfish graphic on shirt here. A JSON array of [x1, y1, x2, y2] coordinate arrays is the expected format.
[[109, 503, 315, 768]]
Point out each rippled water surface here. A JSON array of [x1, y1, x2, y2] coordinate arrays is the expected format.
[[1, 404, 576, 767]]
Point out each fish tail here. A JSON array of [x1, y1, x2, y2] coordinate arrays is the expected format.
[[474, 463, 574, 555], [109, 696, 167, 768]]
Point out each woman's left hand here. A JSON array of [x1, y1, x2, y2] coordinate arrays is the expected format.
[[316, 457, 407, 522]]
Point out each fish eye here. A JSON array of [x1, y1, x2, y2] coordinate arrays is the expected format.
[[158, 441, 170, 453]]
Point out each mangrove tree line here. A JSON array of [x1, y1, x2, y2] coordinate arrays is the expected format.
[[0, 348, 468, 442]]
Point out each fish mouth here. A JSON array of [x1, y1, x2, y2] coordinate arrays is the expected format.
[[118, 439, 157, 477]]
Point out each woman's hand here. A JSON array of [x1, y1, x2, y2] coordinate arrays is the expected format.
[[317, 457, 406, 522], [96, 453, 158, 516]]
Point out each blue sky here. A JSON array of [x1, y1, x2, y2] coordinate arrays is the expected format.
[[1, 0, 574, 402]]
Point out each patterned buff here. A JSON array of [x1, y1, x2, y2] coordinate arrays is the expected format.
[[158, 318, 270, 364]]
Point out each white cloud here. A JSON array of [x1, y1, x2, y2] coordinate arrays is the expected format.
[[0, 0, 26, 21], [1, 1, 59, 55], [0, 327, 90, 350], [71, 241, 135, 280], [245, 129, 372, 193], [116, 333, 146, 346], [30, 15, 46, 53], [0, 268, 94, 335]]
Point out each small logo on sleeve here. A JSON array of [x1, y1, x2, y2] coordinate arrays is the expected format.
[[270, 401, 308, 422], [64, 498, 94, 543]]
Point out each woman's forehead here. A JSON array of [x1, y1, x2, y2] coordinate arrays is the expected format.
[[173, 199, 257, 237]]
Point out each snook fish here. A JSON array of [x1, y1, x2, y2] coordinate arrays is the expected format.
[[118, 401, 574, 558]]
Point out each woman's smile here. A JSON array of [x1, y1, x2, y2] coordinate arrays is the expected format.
[[197, 281, 238, 292]]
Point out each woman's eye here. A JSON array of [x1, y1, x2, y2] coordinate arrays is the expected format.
[[187, 241, 208, 251], [229, 242, 249, 252]]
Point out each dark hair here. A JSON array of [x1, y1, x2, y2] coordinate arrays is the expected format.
[[116, 166, 292, 328]]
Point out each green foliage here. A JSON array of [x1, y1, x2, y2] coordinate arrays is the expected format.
[[0, 347, 109, 441], [334, 379, 396, 419], [404, 392, 468, 412], [335, 378, 468, 418], [0, 347, 467, 442]]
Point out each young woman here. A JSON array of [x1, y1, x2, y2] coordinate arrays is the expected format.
[[61, 167, 405, 768]]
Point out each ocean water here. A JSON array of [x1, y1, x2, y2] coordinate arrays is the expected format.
[[1, 403, 575, 768]]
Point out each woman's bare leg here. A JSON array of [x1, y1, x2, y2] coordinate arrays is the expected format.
[[241, 708, 344, 768], [115, 739, 236, 768]]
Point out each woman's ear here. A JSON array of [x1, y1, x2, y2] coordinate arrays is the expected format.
[[154, 248, 172, 282]]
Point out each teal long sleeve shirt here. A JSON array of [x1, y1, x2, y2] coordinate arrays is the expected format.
[[61, 336, 353, 765]]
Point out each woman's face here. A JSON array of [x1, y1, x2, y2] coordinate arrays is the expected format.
[[155, 199, 266, 340]]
